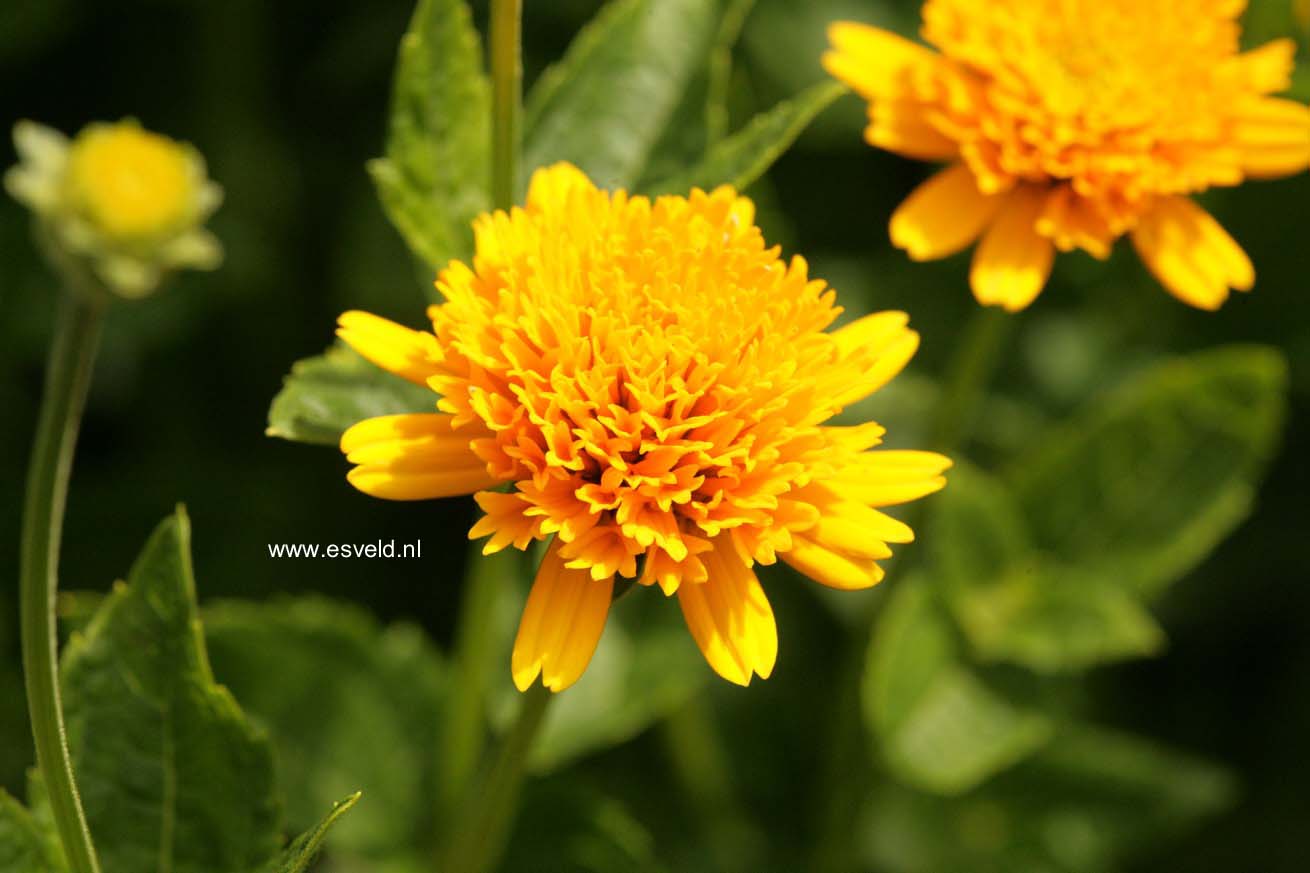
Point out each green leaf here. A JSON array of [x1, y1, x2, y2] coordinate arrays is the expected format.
[[1008, 346, 1288, 598], [523, 0, 720, 189], [0, 789, 62, 873], [635, 0, 757, 187], [928, 465, 1165, 673], [204, 597, 445, 861], [259, 793, 360, 873], [368, 0, 490, 271], [862, 725, 1233, 873], [865, 576, 1053, 795], [926, 464, 1031, 596], [266, 343, 435, 446], [645, 81, 845, 195], [949, 567, 1165, 674], [60, 508, 280, 873]]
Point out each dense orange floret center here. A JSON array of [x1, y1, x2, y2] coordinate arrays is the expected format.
[[839, 0, 1303, 244], [339, 164, 950, 687], [427, 166, 911, 586], [926, 0, 1279, 223]]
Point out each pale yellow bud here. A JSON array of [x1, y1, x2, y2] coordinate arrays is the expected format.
[[6, 119, 223, 299]]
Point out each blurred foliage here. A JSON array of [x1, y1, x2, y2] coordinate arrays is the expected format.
[[204, 596, 445, 866], [3, 1, 1310, 872], [861, 724, 1233, 873]]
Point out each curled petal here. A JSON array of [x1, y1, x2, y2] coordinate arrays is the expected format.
[[782, 536, 885, 591], [824, 22, 958, 160], [341, 413, 496, 500], [829, 450, 952, 507], [890, 163, 1002, 261], [970, 186, 1055, 312], [827, 312, 921, 411], [337, 310, 443, 386], [512, 539, 614, 692], [1233, 97, 1310, 179], [1131, 196, 1254, 310], [678, 539, 777, 686]]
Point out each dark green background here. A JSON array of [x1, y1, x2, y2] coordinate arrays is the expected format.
[[2, 1, 1307, 870]]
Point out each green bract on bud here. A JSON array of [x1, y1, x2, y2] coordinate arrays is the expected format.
[[5, 119, 223, 299]]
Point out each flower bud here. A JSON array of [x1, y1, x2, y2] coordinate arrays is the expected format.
[[5, 119, 223, 299]]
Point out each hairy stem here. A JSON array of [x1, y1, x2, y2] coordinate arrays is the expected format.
[[19, 291, 106, 873]]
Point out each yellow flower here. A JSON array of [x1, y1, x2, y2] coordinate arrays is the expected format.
[[337, 163, 951, 691], [824, 0, 1310, 311], [5, 119, 222, 298]]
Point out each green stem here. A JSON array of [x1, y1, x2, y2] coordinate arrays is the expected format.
[[443, 683, 552, 873], [489, 0, 522, 210], [437, 545, 511, 831], [930, 306, 1013, 451], [19, 291, 105, 873]]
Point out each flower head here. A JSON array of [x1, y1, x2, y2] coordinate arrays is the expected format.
[[5, 119, 222, 298], [338, 163, 950, 691], [824, 0, 1310, 310]]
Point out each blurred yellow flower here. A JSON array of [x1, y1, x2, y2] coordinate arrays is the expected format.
[[5, 119, 222, 298], [824, 0, 1310, 311], [337, 163, 950, 691]]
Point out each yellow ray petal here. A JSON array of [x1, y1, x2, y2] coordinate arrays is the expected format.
[[526, 162, 596, 212], [865, 101, 959, 161], [820, 422, 887, 452], [1131, 196, 1255, 310], [890, 163, 1003, 261], [1234, 97, 1310, 178], [824, 22, 938, 100], [678, 539, 777, 686], [782, 535, 886, 591], [340, 413, 479, 468], [807, 516, 894, 561], [829, 450, 952, 507], [346, 466, 498, 501], [828, 312, 921, 410], [340, 413, 497, 500], [337, 310, 442, 386], [1223, 39, 1296, 95], [512, 539, 614, 692], [970, 186, 1055, 311]]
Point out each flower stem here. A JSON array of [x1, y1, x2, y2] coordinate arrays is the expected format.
[[443, 682, 551, 873], [931, 306, 1013, 451], [489, 0, 522, 211], [437, 546, 510, 830], [19, 291, 105, 873]]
